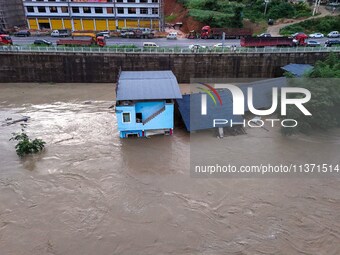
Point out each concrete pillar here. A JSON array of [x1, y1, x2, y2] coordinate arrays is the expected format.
[[218, 127, 224, 138]]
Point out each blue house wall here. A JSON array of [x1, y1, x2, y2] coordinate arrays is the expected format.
[[116, 100, 174, 138]]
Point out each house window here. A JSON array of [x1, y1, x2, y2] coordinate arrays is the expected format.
[[152, 8, 158, 14], [107, 7, 114, 14], [61, 7, 68, 13], [136, 113, 142, 123], [95, 7, 103, 14], [140, 8, 148, 14], [122, 113, 131, 123], [83, 7, 91, 14], [49, 7, 58, 13], [38, 6, 46, 13], [26, 6, 34, 13], [72, 7, 79, 13], [117, 8, 124, 14], [128, 8, 136, 14]]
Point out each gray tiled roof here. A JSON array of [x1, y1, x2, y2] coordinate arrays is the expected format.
[[116, 71, 182, 101]]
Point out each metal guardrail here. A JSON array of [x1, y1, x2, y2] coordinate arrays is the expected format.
[[1, 45, 340, 54]]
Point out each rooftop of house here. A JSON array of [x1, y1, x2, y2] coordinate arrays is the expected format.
[[116, 70, 182, 101], [177, 77, 287, 132], [281, 64, 313, 77], [177, 90, 244, 132], [238, 77, 287, 111]]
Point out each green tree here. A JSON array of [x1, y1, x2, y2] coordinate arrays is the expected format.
[[231, 6, 244, 28], [281, 53, 340, 135], [10, 129, 46, 157]]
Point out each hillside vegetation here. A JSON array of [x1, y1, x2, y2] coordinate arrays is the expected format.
[[175, 0, 312, 27], [281, 54, 340, 135], [280, 15, 340, 35]]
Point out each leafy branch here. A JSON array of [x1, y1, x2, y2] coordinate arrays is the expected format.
[[10, 129, 46, 157]]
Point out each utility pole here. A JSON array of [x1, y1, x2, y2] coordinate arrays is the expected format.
[[159, 0, 164, 31], [68, 0, 75, 31], [113, 0, 117, 30], [264, 0, 269, 15], [312, 0, 321, 16]]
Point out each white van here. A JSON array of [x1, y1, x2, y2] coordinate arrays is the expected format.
[[327, 31, 340, 38], [96, 31, 110, 38], [167, 32, 178, 40], [51, 29, 71, 37], [143, 42, 159, 48]]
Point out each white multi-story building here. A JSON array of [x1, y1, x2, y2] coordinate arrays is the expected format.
[[22, 0, 163, 31]]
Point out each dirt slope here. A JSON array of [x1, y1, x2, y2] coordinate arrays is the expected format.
[[164, 0, 203, 33], [267, 6, 332, 36]]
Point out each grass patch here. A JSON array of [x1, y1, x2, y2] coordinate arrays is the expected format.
[[165, 14, 178, 23]]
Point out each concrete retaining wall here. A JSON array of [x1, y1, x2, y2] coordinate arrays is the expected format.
[[0, 52, 336, 83]]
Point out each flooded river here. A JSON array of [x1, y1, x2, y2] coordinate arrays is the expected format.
[[0, 83, 339, 255]]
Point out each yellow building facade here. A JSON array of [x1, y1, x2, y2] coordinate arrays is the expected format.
[[24, 0, 162, 31]]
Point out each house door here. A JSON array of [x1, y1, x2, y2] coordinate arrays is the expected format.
[[136, 113, 142, 123]]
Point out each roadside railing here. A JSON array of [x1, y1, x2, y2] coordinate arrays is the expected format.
[[1, 45, 340, 54]]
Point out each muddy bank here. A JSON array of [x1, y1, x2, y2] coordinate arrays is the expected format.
[[0, 83, 339, 255]]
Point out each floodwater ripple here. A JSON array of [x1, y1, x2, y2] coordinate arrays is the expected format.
[[0, 84, 339, 255]]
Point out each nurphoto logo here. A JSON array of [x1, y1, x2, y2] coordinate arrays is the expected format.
[[199, 84, 312, 128]]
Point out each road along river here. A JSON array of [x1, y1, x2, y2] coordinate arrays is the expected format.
[[10, 36, 330, 48], [0, 83, 339, 255]]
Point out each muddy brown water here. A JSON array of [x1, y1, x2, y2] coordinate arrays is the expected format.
[[0, 83, 339, 255]]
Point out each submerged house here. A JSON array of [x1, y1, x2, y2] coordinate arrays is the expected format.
[[177, 77, 287, 133], [176, 90, 244, 132], [115, 71, 182, 138]]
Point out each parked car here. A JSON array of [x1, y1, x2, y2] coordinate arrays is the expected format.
[[143, 42, 159, 48], [120, 29, 135, 38], [166, 32, 178, 40], [327, 31, 340, 38], [258, 33, 271, 37], [188, 44, 207, 50], [325, 39, 340, 47], [96, 31, 110, 38], [212, 43, 231, 48], [51, 29, 71, 37], [34, 39, 52, 46], [309, 33, 324, 38], [14, 30, 31, 37], [306, 40, 321, 47]]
